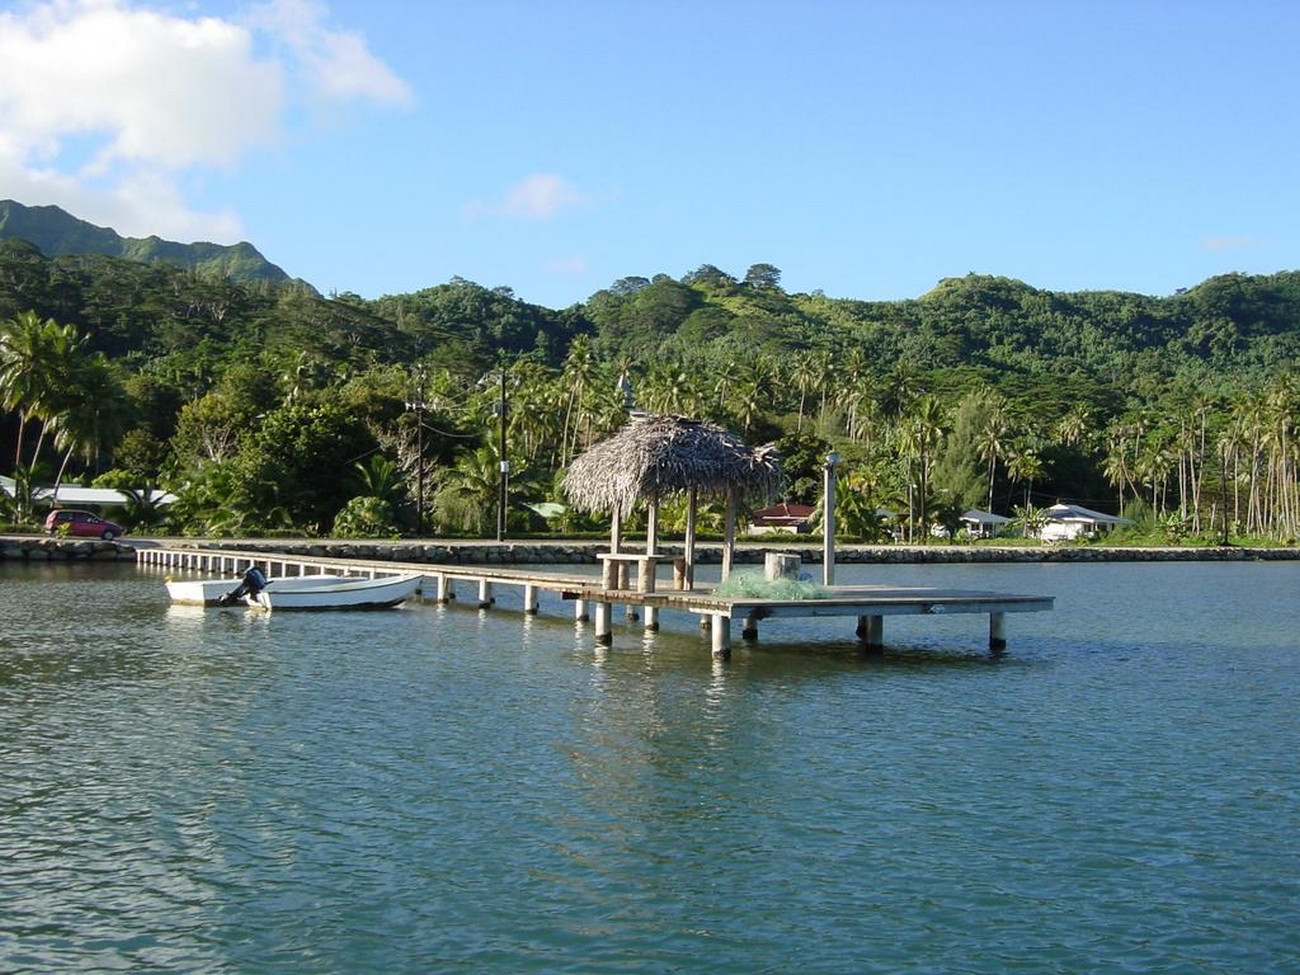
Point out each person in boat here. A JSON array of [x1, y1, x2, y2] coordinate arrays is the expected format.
[[219, 565, 268, 605]]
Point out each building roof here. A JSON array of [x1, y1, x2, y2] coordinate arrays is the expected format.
[[960, 508, 1012, 524], [1, 477, 175, 506], [1044, 503, 1131, 525], [562, 413, 782, 514], [751, 502, 814, 525]]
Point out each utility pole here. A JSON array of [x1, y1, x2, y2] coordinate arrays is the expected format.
[[496, 359, 509, 541], [823, 451, 840, 585], [405, 366, 428, 536], [1220, 442, 1230, 546]]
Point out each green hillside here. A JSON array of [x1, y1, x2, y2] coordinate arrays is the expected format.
[[1, 201, 1297, 543], [0, 200, 304, 289]]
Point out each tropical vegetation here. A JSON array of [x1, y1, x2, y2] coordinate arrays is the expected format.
[[1, 218, 1298, 545]]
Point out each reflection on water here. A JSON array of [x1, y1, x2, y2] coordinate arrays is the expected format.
[[1, 559, 1298, 972]]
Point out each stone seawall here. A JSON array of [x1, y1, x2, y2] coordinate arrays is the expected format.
[[1, 536, 137, 561], [3, 536, 1297, 565]]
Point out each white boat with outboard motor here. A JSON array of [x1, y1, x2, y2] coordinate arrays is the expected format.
[[247, 573, 424, 611], [166, 571, 346, 607]]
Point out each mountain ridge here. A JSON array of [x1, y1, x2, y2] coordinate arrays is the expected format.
[[0, 199, 309, 290]]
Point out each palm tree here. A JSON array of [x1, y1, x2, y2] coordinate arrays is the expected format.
[[731, 359, 771, 436], [1011, 502, 1048, 540], [643, 358, 700, 416], [975, 395, 1010, 512], [789, 355, 819, 431], [0, 311, 85, 473], [1103, 419, 1144, 513], [437, 446, 500, 535], [560, 336, 597, 464], [356, 454, 405, 504], [904, 395, 948, 539], [1007, 447, 1044, 510], [1054, 406, 1093, 450], [1229, 391, 1266, 534], [507, 361, 564, 467], [50, 353, 130, 494]]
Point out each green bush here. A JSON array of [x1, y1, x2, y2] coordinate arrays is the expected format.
[[333, 496, 400, 539]]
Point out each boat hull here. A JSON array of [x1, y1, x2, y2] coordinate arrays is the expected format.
[[249, 574, 423, 611], [165, 574, 344, 606]]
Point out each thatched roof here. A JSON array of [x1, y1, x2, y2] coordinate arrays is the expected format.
[[561, 413, 783, 514]]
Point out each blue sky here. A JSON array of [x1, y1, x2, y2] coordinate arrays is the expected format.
[[1, 0, 1296, 309]]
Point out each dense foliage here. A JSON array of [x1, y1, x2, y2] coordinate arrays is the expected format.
[[2, 229, 1298, 543]]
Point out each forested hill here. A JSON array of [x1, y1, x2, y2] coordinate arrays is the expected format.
[[3, 207, 1299, 540], [0, 200, 302, 289], [2, 198, 1298, 393], [578, 266, 1300, 389]]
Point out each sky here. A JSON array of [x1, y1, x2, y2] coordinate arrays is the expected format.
[[0, 0, 1297, 310]]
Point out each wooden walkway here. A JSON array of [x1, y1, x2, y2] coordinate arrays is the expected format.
[[138, 546, 1054, 657]]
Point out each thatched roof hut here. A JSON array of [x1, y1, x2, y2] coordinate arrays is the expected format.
[[562, 414, 783, 584]]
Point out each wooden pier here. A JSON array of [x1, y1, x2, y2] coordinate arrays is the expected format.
[[138, 546, 1053, 658]]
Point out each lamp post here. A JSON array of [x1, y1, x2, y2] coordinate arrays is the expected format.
[[823, 451, 840, 586]]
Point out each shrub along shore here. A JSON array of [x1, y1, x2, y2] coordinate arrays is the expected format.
[[3, 536, 1298, 565]]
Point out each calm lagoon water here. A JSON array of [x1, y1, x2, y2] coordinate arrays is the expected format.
[[1, 558, 1298, 973]]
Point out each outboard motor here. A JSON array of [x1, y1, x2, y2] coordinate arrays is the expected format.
[[218, 565, 269, 606], [242, 566, 267, 596]]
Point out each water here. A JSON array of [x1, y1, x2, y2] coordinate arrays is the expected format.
[[1, 559, 1297, 973]]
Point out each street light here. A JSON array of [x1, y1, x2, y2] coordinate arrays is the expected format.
[[823, 451, 840, 586]]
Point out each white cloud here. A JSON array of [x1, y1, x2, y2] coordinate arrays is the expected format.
[[244, 0, 412, 105], [544, 254, 587, 275], [464, 174, 591, 221], [1203, 235, 1264, 252], [0, 0, 409, 241]]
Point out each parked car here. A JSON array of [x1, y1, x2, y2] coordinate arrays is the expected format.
[[43, 509, 124, 540]]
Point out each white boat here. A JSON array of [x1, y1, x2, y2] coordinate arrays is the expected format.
[[165, 574, 344, 606], [248, 573, 424, 611]]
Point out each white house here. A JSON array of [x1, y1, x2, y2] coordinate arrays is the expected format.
[[1, 476, 175, 509], [1040, 503, 1131, 541], [959, 508, 1013, 538], [747, 502, 815, 535]]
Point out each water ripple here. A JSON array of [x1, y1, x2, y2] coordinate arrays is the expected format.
[[1, 561, 1298, 971]]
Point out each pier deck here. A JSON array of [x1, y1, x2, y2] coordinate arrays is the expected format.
[[139, 546, 1054, 657]]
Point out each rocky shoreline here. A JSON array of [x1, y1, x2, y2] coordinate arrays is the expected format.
[[3, 535, 1298, 565]]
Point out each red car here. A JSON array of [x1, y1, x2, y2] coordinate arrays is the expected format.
[[44, 509, 125, 540]]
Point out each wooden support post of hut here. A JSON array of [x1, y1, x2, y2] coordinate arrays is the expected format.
[[682, 486, 698, 590], [477, 579, 494, 608], [721, 491, 737, 582]]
